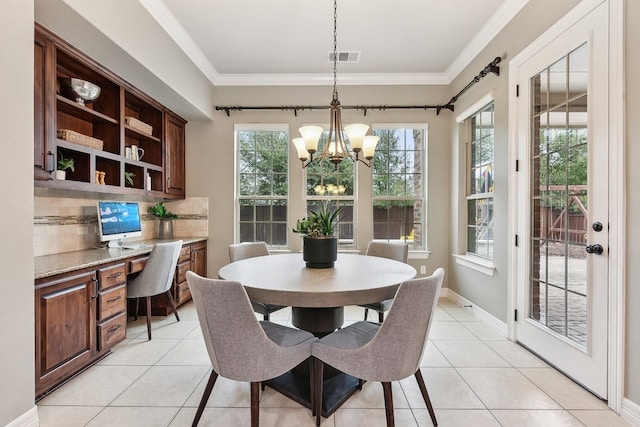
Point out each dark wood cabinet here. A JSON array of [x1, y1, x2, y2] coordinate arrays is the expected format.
[[35, 261, 128, 399], [34, 24, 187, 198], [165, 112, 186, 197], [34, 31, 56, 180], [35, 271, 97, 397]]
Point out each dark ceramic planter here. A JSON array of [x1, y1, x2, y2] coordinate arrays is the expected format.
[[303, 236, 337, 268]]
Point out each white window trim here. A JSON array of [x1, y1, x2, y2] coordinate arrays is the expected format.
[[371, 123, 429, 252], [455, 91, 495, 123], [453, 253, 496, 276], [234, 123, 290, 246], [459, 96, 495, 260]]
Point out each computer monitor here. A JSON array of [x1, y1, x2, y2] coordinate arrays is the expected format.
[[97, 201, 142, 248]]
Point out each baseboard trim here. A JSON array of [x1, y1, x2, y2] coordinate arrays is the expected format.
[[5, 406, 39, 427], [444, 288, 508, 337], [621, 398, 640, 426]]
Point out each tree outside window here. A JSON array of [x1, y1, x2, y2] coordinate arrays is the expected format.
[[236, 126, 288, 247], [304, 130, 355, 247], [372, 125, 427, 250]]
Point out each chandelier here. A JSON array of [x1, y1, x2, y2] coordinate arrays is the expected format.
[[292, 0, 379, 169]]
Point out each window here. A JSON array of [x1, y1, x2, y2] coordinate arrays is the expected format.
[[466, 103, 495, 258], [236, 125, 288, 247], [304, 129, 355, 247], [371, 124, 427, 250]]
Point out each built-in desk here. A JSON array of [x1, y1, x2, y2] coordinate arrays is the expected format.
[[34, 237, 207, 399]]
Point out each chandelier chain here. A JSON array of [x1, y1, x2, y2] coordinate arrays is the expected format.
[[333, 0, 338, 97]]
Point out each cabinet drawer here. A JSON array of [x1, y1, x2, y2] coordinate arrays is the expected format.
[[178, 246, 191, 263], [98, 263, 126, 290], [98, 312, 126, 351], [129, 256, 148, 274], [98, 284, 126, 321], [176, 260, 190, 284], [176, 281, 191, 305]]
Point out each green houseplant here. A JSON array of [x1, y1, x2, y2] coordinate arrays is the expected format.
[[124, 171, 135, 186], [55, 152, 74, 180], [293, 202, 343, 268], [148, 201, 177, 239]]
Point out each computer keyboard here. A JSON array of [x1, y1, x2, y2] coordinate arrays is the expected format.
[[122, 243, 150, 250]]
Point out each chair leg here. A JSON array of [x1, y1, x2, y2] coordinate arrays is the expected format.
[[145, 296, 152, 341], [310, 358, 315, 417], [165, 290, 180, 322], [414, 369, 437, 426], [250, 381, 260, 427], [378, 311, 385, 323], [315, 359, 324, 426], [381, 382, 395, 427], [192, 370, 218, 427], [364, 308, 369, 321]]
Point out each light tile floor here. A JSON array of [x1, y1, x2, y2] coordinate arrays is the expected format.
[[37, 299, 632, 427]]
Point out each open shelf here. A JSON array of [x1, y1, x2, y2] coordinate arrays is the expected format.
[[35, 24, 187, 199]]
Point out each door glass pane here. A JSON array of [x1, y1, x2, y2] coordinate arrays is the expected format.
[[529, 43, 588, 349]]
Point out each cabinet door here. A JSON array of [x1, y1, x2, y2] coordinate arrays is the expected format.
[[191, 241, 207, 277], [34, 31, 55, 180], [35, 271, 97, 396], [164, 112, 186, 197]]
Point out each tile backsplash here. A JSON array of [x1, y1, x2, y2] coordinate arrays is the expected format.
[[34, 197, 209, 257]]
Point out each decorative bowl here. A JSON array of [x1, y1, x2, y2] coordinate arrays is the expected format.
[[61, 78, 101, 106]]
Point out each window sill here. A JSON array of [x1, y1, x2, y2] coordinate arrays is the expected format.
[[453, 254, 496, 277], [408, 250, 430, 260]]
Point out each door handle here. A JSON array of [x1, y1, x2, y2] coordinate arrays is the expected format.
[[585, 244, 604, 255]]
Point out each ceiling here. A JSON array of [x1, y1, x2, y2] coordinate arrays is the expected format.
[[140, 0, 528, 86]]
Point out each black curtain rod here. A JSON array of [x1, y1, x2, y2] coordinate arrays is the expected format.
[[215, 56, 501, 118]]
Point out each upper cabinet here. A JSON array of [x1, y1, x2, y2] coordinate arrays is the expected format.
[[34, 24, 187, 199]]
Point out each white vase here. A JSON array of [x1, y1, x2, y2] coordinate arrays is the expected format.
[[54, 170, 66, 180]]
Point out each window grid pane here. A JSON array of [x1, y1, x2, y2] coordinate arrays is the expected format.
[[237, 128, 288, 247], [372, 126, 426, 250], [466, 103, 495, 259]]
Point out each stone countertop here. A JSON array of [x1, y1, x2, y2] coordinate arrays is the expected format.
[[35, 237, 208, 280]]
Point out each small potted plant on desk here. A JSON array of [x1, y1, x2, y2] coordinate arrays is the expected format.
[[55, 152, 74, 180], [148, 201, 177, 239], [293, 202, 343, 268]]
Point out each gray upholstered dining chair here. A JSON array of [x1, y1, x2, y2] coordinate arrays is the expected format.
[[312, 268, 444, 427], [186, 271, 318, 427], [127, 240, 183, 341], [228, 242, 286, 320], [359, 241, 409, 322]]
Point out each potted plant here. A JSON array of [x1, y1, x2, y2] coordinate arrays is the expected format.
[[56, 152, 74, 180], [124, 171, 135, 187], [293, 202, 343, 268], [147, 201, 177, 239]]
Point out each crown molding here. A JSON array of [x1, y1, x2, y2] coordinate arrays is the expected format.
[[138, 0, 218, 84], [143, 0, 528, 87], [444, 0, 529, 82]]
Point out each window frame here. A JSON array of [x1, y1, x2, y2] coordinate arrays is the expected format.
[[234, 123, 290, 249], [301, 123, 357, 249], [370, 123, 428, 251]]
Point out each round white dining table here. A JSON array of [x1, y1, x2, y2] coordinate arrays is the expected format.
[[218, 252, 417, 417], [217, 252, 417, 308]]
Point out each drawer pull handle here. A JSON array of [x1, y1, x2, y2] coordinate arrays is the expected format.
[[107, 295, 122, 303], [107, 324, 122, 333], [107, 272, 123, 280]]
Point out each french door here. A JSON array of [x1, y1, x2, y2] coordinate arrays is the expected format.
[[512, 2, 609, 398]]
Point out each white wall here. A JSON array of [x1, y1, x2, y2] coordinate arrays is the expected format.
[[0, 1, 36, 425], [446, 0, 581, 322]]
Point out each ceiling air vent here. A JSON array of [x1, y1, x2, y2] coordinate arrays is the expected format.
[[328, 51, 360, 63]]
